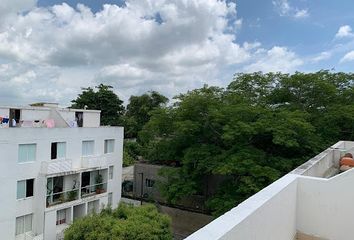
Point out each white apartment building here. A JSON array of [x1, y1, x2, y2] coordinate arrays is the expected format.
[[0, 103, 123, 240], [186, 141, 354, 240]]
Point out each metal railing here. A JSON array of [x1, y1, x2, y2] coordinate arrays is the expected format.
[[46, 189, 80, 207], [81, 182, 108, 198]]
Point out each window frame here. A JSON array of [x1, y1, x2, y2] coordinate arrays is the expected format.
[[56, 209, 67, 225], [15, 214, 33, 236], [145, 179, 155, 188], [104, 139, 115, 154], [82, 140, 95, 156], [18, 144, 36, 163], [109, 166, 114, 180], [51, 142, 66, 160], [17, 179, 34, 200]]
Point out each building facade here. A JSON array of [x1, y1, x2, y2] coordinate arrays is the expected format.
[[0, 103, 123, 240]]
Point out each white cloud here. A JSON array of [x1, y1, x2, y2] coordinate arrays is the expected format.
[[0, 0, 306, 105], [0, 0, 253, 104], [0, 0, 36, 28], [335, 25, 354, 38], [243, 46, 303, 73], [340, 51, 354, 63], [272, 0, 309, 19], [294, 9, 309, 19], [311, 51, 331, 63]]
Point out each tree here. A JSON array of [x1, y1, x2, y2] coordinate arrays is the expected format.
[[64, 204, 172, 240], [124, 91, 168, 138], [139, 71, 354, 216], [71, 84, 125, 126]]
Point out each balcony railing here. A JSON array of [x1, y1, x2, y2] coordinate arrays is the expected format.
[[41, 159, 73, 175], [46, 189, 80, 207], [81, 182, 108, 198], [81, 155, 108, 169]]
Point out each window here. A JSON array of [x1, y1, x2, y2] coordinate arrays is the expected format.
[[51, 142, 66, 160], [56, 209, 66, 225], [18, 144, 36, 163], [104, 139, 115, 154], [87, 200, 98, 214], [82, 140, 94, 156], [108, 192, 113, 206], [17, 179, 34, 199], [47, 177, 63, 205], [15, 214, 32, 236], [145, 179, 155, 188], [109, 166, 114, 180]]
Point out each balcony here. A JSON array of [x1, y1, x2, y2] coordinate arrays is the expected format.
[[81, 182, 108, 198], [46, 189, 80, 207], [81, 155, 108, 169], [41, 159, 73, 175]]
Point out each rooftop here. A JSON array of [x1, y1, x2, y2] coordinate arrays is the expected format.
[[186, 141, 354, 240], [0, 103, 101, 128]]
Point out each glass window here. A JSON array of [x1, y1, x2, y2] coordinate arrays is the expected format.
[[51, 142, 66, 159], [87, 200, 98, 214], [108, 192, 113, 206], [104, 139, 115, 154], [15, 214, 32, 235], [56, 209, 66, 225], [82, 141, 94, 156], [57, 142, 66, 159], [109, 166, 114, 180], [145, 179, 155, 188], [17, 179, 34, 199], [18, 144, 36, 163]]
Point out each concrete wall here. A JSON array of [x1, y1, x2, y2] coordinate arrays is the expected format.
[[0, 127, 123, 240], [22, 109, 50, 121], [297, 169, 354, 240], [0, 107, 9, 116], [186, 174, 299, 240], [158, 205, 213, 240], [83, 112, 101, 127]]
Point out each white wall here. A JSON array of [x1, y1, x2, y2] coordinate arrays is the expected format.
[[0, 107, 9, 117], [186, 174, 298, 240], [297, 169, 354, 240], [83, 112, 100, 127], [21, 109, 50, 121]]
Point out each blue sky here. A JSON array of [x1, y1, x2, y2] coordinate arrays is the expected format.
[[1, 0, 354, 105]]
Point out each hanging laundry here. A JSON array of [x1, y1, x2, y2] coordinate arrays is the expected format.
[[44, 119, 55, 128], [12, 119, 16, 127]]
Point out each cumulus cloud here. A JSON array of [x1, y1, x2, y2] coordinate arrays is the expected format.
[[335, 25, 354, 38], [272, 0, 309, 19], [243, 46, 303, 73], [0, 0, 254, 104], [0, 0, 306, 105], [340, 51, 354, 63], [311, 51, 331, 63]]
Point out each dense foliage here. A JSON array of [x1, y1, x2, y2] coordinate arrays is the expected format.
[[124, 91, 168, 138], [138, 71, 354, 216], [71, 84, 125, 126], [64, 204, 172, 240]]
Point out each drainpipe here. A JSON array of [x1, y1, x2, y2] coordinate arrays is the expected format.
[[138, 172, 144, 205]]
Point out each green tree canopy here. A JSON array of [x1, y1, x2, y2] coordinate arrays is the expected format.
[[139, 71, 354, 216], [64, 204, 172, 240], [124, 91, 168, 138], [71, 84, 125, 126]]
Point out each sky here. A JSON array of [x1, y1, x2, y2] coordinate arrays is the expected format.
[[1, 0, 354, 106]]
